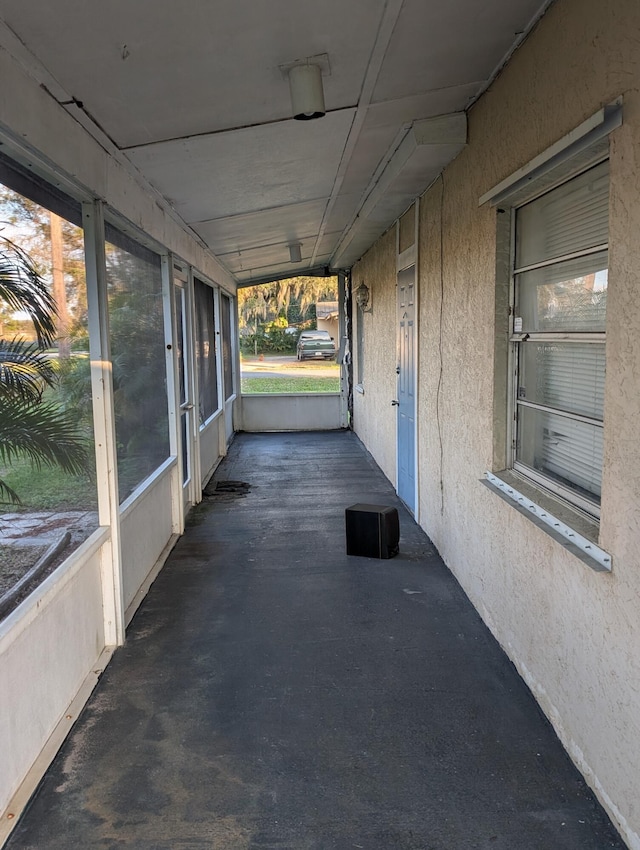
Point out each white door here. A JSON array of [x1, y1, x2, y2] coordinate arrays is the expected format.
[[396, 264, 416, 513], [174, 278, 196, 511]]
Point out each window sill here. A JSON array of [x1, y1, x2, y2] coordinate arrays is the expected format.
[[482, 470, 612, 572]]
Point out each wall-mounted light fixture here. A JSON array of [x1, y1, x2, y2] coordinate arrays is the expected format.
[[355, 282, 371, 312], [280, 54, 330, 121], [289, 243, 302, 263]]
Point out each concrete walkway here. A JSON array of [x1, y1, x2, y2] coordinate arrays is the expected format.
[[5, 432, 625, 849], [241, 354, 339, 378]]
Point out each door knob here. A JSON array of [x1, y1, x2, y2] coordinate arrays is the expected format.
[[391, 400, 399, 406]]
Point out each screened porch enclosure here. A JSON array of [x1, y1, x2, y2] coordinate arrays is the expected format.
[[1, 0, 639, 847]]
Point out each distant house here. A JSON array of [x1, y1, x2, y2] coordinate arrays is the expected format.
[[315, 301, 338, 338]]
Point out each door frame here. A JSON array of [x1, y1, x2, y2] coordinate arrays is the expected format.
[[395, 200, 420, 521], [172, 261, 200, 521]]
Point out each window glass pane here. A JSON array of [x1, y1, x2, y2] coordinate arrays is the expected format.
[[518, 341, 605, 420], [516, 251, 607, 332], [194, 278, 218, 422], [515, 160, 609, 268], [105, 229, 170, 503], [221, 293, 234, 401], [516, 406, 602, 502], [0, 183, 98, 611]]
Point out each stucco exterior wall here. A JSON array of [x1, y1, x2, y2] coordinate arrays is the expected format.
[[353, 0, 640, 845], [352, 228, 397, 484]]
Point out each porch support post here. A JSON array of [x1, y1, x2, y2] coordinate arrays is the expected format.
[[161, 254, 184, 535], [82, 200, 125, 646], [338, 270, 351, 428]]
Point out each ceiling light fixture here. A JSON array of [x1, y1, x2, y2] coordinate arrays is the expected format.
[[289, 243, 303, 263], [288, 63, 326, 120]]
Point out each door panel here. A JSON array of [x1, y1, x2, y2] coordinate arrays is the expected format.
[[174, 280, 195, 511], [397, 265, 416, 513]]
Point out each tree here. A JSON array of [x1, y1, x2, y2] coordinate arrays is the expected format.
[[0, 187, 86, 352], [0, 237, 88, 503], [237, 276, 338, 332]]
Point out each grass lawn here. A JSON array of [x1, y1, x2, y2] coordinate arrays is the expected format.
[[241, 376, 340, 394], [0, 455, 97, 513]]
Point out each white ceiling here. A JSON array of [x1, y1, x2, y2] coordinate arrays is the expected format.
[[0, 0, 550, 284]]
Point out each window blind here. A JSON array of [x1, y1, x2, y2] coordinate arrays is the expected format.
[[516, 252, 608, 332], [513, 160, 608, 512], [519, 341, 605, 420], [515, 160, 609, 268]]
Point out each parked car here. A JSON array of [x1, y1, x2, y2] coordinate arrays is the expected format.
[[296, 330, 337, 361]]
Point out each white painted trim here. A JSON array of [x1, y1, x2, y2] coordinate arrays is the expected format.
[[124, 534, 180, 627], [119, 457, 177, 520], [484, 472, 610, 570], [199, 406, 225, 432], [479, 102, 622, 206], [200, 451, 225, 492], [172, 276, 197, 514], [239, 392, 342, 399], [186, 267, 202, 505], [162, 254, 185, 535], [397, 244, 415, 271], [313, 0, 405, 268], [213, 287, 228, 458], [82, 200, 125, 647], [0, 526, 110, 651], [0, 646, 114, 846]]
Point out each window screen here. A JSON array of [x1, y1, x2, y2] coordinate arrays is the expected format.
[[105, 226, 170, 502], [512, 160, 608, 513], [194, 278, 219, 423], [220, 293, 235, 401]]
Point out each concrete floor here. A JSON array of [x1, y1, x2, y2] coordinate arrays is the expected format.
[[6, 431, 626, 850]]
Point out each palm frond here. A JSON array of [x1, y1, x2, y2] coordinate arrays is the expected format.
[[0, 399, 89, 476], [0, 477, 21, 505], [0, 237, 57, 347], [0, 338, 56, 403]]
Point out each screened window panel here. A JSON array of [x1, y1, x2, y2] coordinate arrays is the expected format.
[[517, 406, 603, 501], [105, 230, 170, 503], [515, 160, 609, 268], [194, 278, 219, 423], [518, 341, 605, 420], [516, 251, 607, 332], [221, 294, 234, 401]]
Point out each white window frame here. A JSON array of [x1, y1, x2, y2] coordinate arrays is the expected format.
[[480, 104, 622, 535], [507, 160, 609, 519]]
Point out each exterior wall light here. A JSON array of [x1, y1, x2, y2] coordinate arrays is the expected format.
[[355, 282, 371, 312]]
